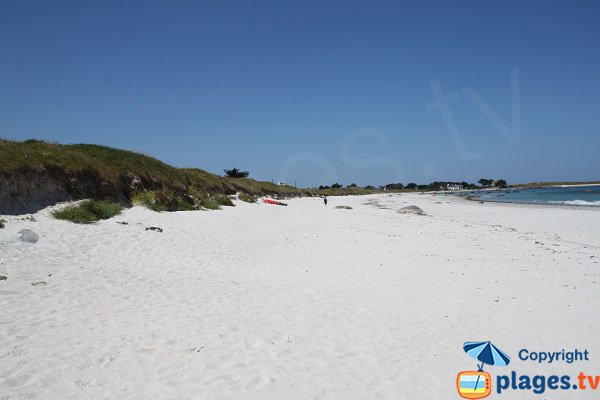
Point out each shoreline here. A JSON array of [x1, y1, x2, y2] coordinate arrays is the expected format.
[[438, 185, 600, 210], [556, 183, 600, 187], [443, 193, 600, 210], [511, 182, 600, 188]]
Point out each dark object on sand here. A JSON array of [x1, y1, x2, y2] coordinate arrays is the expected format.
[[0, 276, 7, 281], [334, 205, 353, 209], [146, 226, 163, 233], [31, 281, 47, 286], [18, 229, 39, 243], [397, 205, 425, 215]]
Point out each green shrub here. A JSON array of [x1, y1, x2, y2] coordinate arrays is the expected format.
[[132, 191, 164, 212], [52, 200, 122, 224], [153, 190, 179, 211], [84, 200, 122, 219], [132, 189, 197, 211], [53, 206, 96, 223], [0, 219, 6, 229], [238, 193, 257, 203], [176, 197, 197, 211], [200, 198, 220, 210], [214, 194, 234, 207]]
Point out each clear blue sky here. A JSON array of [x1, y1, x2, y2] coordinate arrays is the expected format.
[[1, 0, 599, 186]]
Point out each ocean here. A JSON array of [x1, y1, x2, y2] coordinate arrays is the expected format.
[[459, 185, 600, 206]]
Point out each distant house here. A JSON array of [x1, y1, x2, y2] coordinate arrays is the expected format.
[[446, 184, 464, 191]]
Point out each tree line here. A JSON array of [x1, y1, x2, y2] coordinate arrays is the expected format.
[[318, 178, 508, 191], [223, 167, 507, 191]]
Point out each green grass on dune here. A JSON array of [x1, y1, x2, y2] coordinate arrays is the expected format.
[[213, 194, 235, 207], [199, 198, 219, 210], [131, 190, 196, 212], [51, 200, 122, 224], [0, 139, 310, 196], [0, 139, 218, 191], [238, 193, 257, 203]]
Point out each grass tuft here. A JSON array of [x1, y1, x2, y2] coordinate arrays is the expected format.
[[0, 219, 5, 228], [238, 193, 257, 203], [52, 200, 122, 224], [214, 194, 235, 207], [132, 190, 197, 212], [132, 191, 164, 212], [200, 198, 220, 210]]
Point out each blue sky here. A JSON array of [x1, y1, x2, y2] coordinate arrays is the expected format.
[[1, 0, 599, 186]]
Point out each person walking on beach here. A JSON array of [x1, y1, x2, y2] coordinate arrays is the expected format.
[[323, 196, 328, 206]]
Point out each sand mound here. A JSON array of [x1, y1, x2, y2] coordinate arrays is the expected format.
[[334, 205, 353, 209], [397, 205, 425, 215]]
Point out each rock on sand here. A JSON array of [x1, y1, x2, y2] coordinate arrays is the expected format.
[[17, 229, 39, 243], [397, 205, 425, 215]]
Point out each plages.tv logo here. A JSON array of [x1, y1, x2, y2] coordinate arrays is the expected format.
[[457, 341, 511, 399]]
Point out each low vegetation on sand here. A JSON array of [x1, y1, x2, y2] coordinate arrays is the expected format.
[[131, 189, 196, 212], [238, 193, 257, 203], [51, 200, 122, 224], [0, 219, 5, 228], [131, 190, 235, 211], [200, 198, 220, 210], [214, 194, 235, 207]]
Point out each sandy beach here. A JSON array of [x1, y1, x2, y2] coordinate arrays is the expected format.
[[1, 193, 599, 399]]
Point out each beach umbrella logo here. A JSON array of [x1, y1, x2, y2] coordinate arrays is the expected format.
[[456, 341, 511, 399]]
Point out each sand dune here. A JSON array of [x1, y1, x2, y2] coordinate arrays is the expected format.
[[1, 194, 598, 399]]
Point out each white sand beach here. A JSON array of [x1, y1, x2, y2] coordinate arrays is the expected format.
[[1, 193, 599, 399]]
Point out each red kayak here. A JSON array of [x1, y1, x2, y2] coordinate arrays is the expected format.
[[263, 199, 288, 206]]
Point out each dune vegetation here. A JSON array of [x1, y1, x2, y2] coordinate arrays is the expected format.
[[51, 200, 123, 224], [0, 139, 374, 215]]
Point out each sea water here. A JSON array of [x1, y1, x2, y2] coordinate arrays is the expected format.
[[463, 185, 600, 206]]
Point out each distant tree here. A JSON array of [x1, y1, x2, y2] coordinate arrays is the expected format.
[[384, 183, 404, 190], [365, 185, 375, 190], [347, 183, 358, 188], [318, 185, 330, 190], [331, 183, 343, 189], [405, 183, 417, 190], [495, 179, 507, 188], [417, 184, 428, 190], [478, 178, 493, 187], [224, 168, 249, 178]]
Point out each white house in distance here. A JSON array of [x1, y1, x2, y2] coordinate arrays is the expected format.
[[446, 184, 464, 191]]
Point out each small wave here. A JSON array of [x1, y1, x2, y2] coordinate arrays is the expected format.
[[548, 200, 600, 206]]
